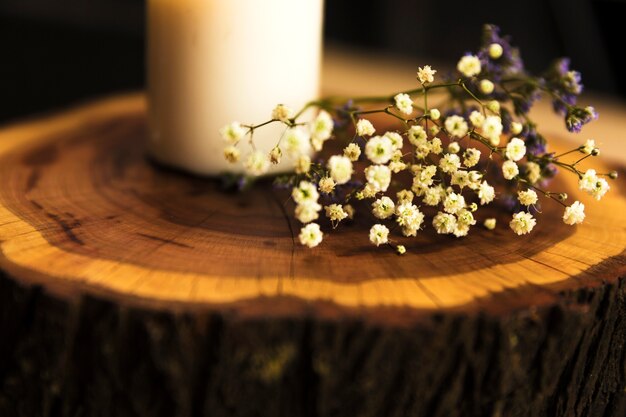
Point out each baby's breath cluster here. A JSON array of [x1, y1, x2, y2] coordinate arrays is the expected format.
[[220, 24, 616, 253]]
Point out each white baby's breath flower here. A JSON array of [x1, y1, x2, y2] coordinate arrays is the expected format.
[[371, 196, 395, 219], [362, 183, 378, 198], [343, 143, 361, 161], [469, 110, 485, 128], [428, 138, 442, 155], [272, 104, 294, 122], [510, 121, 523, 135], [478, 181, 495, 205], [468, 171, 483, 189], [356, 118, 376, 137], [407, 125, 427, 146], [518, 189, 538, 206], [220, 122, 246, 143], [389, 160, 407, 173], [396, 189, 414, 204], [486, 100, 500, 114], [439, 153, 461, 173], [582, 139, 596, 155], [482, 115, 503, 146], [502, 160, 519, 180], [369, 224, 390, 246], [295, 155, 311, 174], [505, 138, 527, 161], [295, 202, 321, 223], [396, 203, 424, 236], [292, 181, 319, 205], [365, 164, 392, 192], [396, 245, 406, 255], [451, 171, 471, 189], [245, 150, 270, 176], [299, 223, 323, 248], [457, 55, 482, 77], [423, 185, 444, 206], [591, 178, 610, 200], [344, 204, 355, 220], [443, 192, 466, 214], [448, 141, 461, 154], [429, 108, 441, 120], [318, 177, 335, 194], [456, 209, 477, 227], [509, 211, 536, 235], [325, 204, 348, 223], [526, 161, 541, 184], [429, 125, 441, 136], [310, 110, 334, 142], [563, 201, 585, 225], [384, 131, 403, 151], [484, 218, 497, 230], [480, 79, 495, 94], [453, 223, 470, 238], [394, 93, 414, 115], [489, 43, 503, 59], [327, 155, 353, 185], [365, 136, 394, 164], [445, 115, 469, 138], [578, 169, 598, 192], [417, 65, 437, 84], [463, 148, 481, 168], [433, 212, 457, 234], [223, 146, 240, 163], [283, 126, 311, 157]]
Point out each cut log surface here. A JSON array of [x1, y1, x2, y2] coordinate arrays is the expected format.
[[0, 94, 624, 417]]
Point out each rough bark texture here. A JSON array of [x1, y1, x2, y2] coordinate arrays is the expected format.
[[1, 273, 624, 417]]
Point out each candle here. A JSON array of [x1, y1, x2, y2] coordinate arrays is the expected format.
[[147, 0, 324, 176]]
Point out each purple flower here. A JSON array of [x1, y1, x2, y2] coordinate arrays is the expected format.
[[477, 24, 525, 81]]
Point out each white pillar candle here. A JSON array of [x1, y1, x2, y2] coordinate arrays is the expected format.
[[147, 0, 324, 176]]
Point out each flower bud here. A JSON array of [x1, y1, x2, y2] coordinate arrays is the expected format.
[[558, 193, 568, 201], [489, 43, 503, 59], [269, 146, 282, 164], [480, 79, 495, 95], [429, 108, 441, 120], [487, 100, 500, 114], [510, 122, 523, 135], [609, 170, 619, 180]]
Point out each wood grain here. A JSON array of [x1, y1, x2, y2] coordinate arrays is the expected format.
[[0, 94, 624, 417]]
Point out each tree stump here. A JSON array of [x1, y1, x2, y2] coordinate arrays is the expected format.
[[0, 94, 625, 417]]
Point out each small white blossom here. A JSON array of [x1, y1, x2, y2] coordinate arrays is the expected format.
[[509, 211, 536, 235], [371, 196, 395, 219], [443, 192, 466, 214], [429, 125, 441, 136], [463, 148, 481, 168], [394, 93, 414, 115], [310, 110, 334, 143], [582, 139, 596, 155], [578, 169, 609, 200], [369, 224, 390, 246], [505, 138, 527, 161], [456, 209, 477, 227], [295, 202, 321, 223], [448, 141, 461, 154], [478, 181, 495, 205], [480, 79, 495, 94], [511, 121, 523, 135], [469, 111, 485, 128], [299, 223, 323, 248], [295, 155, 311, 174], [489, 43, 503, 59], [365, 136, 394, 164], [439, 153, 461, 173], [362, 183, 378, 198], [445, 115, 469, 138], [417, 65, 437, 84], [365, 164, 392, 192], [327, 155, 354, 185], [272, 104, 294, 122], [502, 160, 519, 180], [518, 189, 538, 206], [484, 218, 497, 230], [526, 161, 541, 184], [486, 100, 501, 114], [591, 178, 610, 200], [482, 115, 503, 146], [451, 171, 471, 189], [453, 224, 470, 238], [389, 160, 407, 173], [245, 150, 270, 176], [283, 126, 311, 157], [430, 137, 443, 155], [356, 118, 376, 137], [457, 55, 482, 77], [292, 181, 319, 205], [395, 203, 424, 236], [396, 245, 406, 255], [325, 204, 348, 223], [384, 131, 404, 151], [423, 185, 444, 206], [396, 189, 414, 204], [468, 171, 483, 189], [563, 201, 586, 225], [343, 143, 361, 161], [433, 212, 457, 234], [318, 177, 335, 194], [223, 146, 240, 163], [220, 122, 246, 143], [407, 125, 427, 146], [429, 108, 441, 120]]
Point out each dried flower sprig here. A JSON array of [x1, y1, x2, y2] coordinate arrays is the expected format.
[[220, 24, 617, 252]]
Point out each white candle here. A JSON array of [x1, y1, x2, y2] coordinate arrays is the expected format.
[[147, 0, 324, 176]]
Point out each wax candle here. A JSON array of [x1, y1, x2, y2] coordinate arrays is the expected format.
[[147, 0, 324, 175]]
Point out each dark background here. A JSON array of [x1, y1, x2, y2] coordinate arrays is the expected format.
[[1, 0, 624, 124]]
